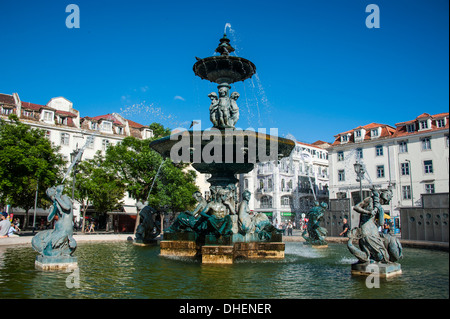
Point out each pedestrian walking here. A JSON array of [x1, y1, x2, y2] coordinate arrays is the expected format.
[[287, 221, 293, 236], [339, 218, 350, 237]]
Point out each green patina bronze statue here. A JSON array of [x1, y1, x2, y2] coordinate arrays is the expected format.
[[166, 189, 234, 237], [166, 189, 280, 241], [32, 185, 77, 257], [234, 190, 281, 240], [302, 201, 328, 246], [347, 186, 403, 263], [134, 201, 161, 243]]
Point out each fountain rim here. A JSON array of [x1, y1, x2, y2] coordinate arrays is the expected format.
[[149, 129, 296, 163], [193, 55, 257, 83]]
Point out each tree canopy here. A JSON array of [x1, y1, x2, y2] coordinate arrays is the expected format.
[[0, 115, 65, 225], [103, 123, 199, 212]]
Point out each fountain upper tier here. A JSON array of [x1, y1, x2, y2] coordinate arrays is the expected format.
[[193, 34, 256, 84]]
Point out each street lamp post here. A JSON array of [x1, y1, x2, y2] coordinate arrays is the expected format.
[[354, 161, 366, 204], [405, 159, 413, 207], [70, 148, 80, 229]]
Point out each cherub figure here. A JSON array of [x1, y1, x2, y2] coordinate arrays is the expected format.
[[208, 92, 219, 127], [229, 91, 240, 126]]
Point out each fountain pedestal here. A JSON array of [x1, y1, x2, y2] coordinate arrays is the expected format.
[[351, 262, 402, 278], [150, 32, 294, 265], [35, 255, 78, 271], [160, 231, 285, 264]]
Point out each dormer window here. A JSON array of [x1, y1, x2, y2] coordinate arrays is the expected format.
[[341, 135, 348, 142], [91, 122, 98, 130], [419, 120, 429, 130], [436, 118, 446, 128], [355, 130, 361, 138], [42, 110, 54, 122], [22, 110, 33, 118], [371, 128, 379, 137], [1, 107, 14, 115], [101, 121, 112, 132], [406, 124, 415, 133], [58, 116, 68, 125], [143, 129, 154, 139]]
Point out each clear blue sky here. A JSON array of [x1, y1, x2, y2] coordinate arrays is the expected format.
[[1, 0, 448, 144]]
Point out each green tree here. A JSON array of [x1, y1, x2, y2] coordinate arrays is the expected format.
[[73, 153, 126, 232], [0, 115, 65, 227], [149, 122, 172, 139], [103, 124, 198, 231]]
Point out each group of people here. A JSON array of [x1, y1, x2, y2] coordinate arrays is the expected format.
[[0, 212, 20, 238]]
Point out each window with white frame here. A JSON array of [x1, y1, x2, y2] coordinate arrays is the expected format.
[[87, 137, 95, 149], [399, 141, 408, 153], [356, 148, 363, 159], [436, 118, 446, 128], [337, 151, 344, 161], [376, 145, 383, 156], [142, 129, 154, 139], [419, 120, 429, 130], [259, 179, 264, 191], [1, 107, 13, 115], [43, 110, 54, 122], [281, 195, 291, 207], [425, 183, 435, 194], [102, 139, 110, 150], [401, 162, 410, 176], [402, 185, 411, 200], [376, 165, 385, 178], [371, 128, 379, 137], [355, 130, 361, 138], [101, 121, 112, 132], [60, 133, 70, 146], [338, 170, 345, 182], [22, 110, 33, 117], [406, 124, 415, 133], [421, 137, 431, 150], [267, 178, 273, 191], [341, 135, 348, 143], [423, 160, 433, 174], [91, 122, 98, 130], [261, 196, 272, 208]]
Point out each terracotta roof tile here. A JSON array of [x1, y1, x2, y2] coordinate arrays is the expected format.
[[21, 101, 45, 110], [0, 94, 15, 105]]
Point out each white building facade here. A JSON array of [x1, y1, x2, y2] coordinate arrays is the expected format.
[[238, 141, 330, 226], [1, 92, 154, 230], [328, 113, 449, 222]]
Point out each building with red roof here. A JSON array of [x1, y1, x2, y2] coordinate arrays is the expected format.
[[327, 112, 449, 229], [1, 91, 155, 231]]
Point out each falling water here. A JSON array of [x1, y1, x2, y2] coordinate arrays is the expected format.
[[221, 23, 272, 128], [118, 102, 185, 129], [224, 22, 232, 35], [147, 159, 166, 201]]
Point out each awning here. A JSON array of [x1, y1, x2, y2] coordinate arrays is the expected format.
[[107, 206, 137, 215], [281, 212, 294, 216], [123, 206, 137, 214]]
